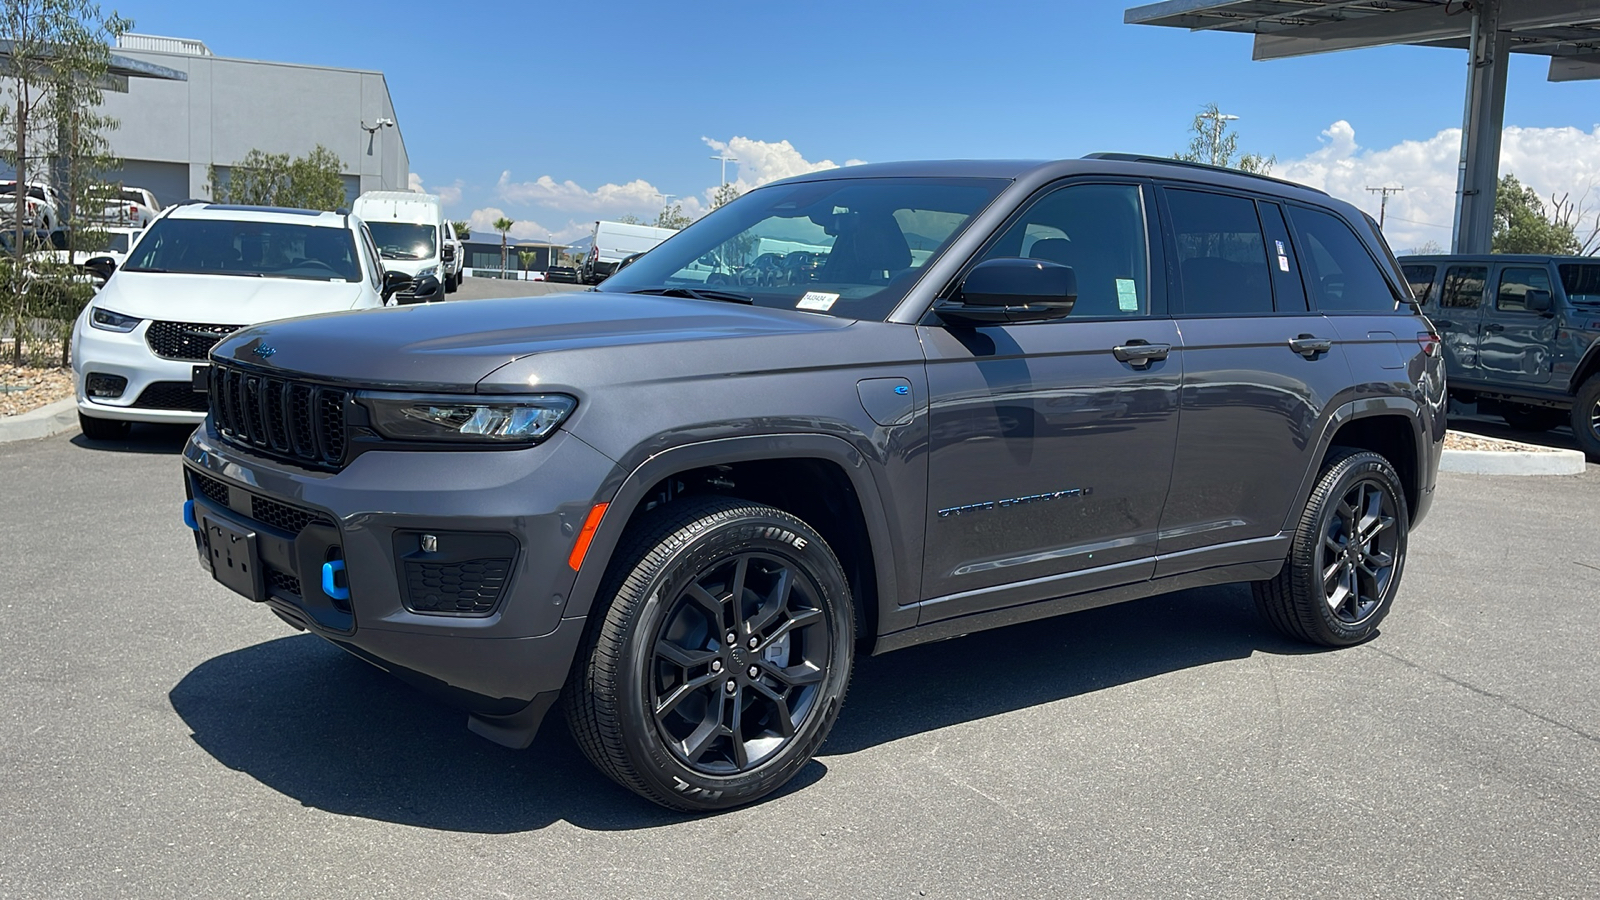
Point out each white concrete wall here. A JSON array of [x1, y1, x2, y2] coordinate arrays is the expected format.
[[97, 49, 409, 206]]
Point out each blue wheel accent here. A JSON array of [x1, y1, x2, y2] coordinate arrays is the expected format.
[[183, 500, 198, 531], [322, 560, 350, 601]]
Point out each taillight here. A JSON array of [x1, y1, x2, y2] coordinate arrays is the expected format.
[[1417, 331, 1440, 357], [128, 204, 137, 217]]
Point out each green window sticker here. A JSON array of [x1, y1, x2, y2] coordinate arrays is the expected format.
[[1115, 278, 1139, 312]]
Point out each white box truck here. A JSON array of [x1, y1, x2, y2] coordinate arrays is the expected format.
[[352, 191, 448, 302], [582, 220, 677, 284]]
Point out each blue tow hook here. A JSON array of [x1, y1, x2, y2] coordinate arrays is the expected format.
[[183, 500, 198, 531], [321, 560, 350, 601]]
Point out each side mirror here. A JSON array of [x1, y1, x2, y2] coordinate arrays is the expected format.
[[441, 245, 455, 262], [406, 274, 442, 304], [939, 258, 1077, 324], [381, 269, 413, 299], [1525, 289, 1553, 313], [83, 255, 117, 282]]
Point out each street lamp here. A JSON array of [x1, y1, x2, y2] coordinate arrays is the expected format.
[[710, 152, 737, 185], [360, 117, 396, 193], [1197, 109, 1238, 167]]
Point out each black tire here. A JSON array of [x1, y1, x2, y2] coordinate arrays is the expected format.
[[77, 412, 130, 441], [565, 495, 854, 811], [1571, 375, 1600, 462], [1253, 448, 1409, 647], [1501, 405, 1566, 433]]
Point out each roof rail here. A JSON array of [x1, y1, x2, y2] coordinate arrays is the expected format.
[[1082, 153, 1327, 195]]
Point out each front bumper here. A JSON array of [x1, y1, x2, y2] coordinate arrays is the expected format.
[[182, 424, 622, 740], [73, 319, 210, 424]]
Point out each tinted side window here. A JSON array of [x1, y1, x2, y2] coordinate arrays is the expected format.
[[1401, 264, 1437, 303], [1165, 188, 1274, 315], [980, 183, 1151, 317], [1287, 205, 1398, 312], [1441, 266, 1487, 309], [1496, 267, 1553, 312]]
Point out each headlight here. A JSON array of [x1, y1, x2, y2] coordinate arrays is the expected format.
[[416, 265, 438, 278], [90, 307, 141, 332], [358, 392, 576, 443]]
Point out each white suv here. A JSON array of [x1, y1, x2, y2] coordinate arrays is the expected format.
[[0, 180, 61, 232], [71, 203, 402, 439]]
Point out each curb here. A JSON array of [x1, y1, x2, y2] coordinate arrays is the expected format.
[[1440, 431, 1588, 476], [0, 397, 79, 444]]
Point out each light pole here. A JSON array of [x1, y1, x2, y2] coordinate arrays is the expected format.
[[1197, 108, 1238, 166], [361, 117, 395, 191], [710, 152, 738, 185]]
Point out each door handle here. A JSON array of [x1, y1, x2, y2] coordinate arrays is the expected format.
[[1112, 341, 1171, 368], [1288, 335, 1333, 358], [1483, 323, 1505, 333]]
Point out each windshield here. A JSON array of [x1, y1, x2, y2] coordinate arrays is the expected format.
[[367, 222, 438, 260], [122, 218, 362, 281], [600, 176, 1006, 321], [1559, 263, 1600, 306], [0, 184, 47, 201]]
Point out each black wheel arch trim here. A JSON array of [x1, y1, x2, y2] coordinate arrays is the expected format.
[[1572, 342, 1600, 394], [1283, 396, 1438, 536], [563, 432, 912, 646]]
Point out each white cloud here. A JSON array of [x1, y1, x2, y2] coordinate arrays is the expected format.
[[497, 172, 667, 214], [1277, 121, 1600, 253], [701, 136, 859, 196], [409, 173, 463, 206], [465, 207, 590, 244]]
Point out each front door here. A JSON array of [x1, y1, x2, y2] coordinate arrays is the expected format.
[[1479, 264, 1558, 385], [1434, 264, 1489, 383], [918, 181, 1181, 621]]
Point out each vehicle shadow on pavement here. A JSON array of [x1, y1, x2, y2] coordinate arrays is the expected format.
[[168, 630, 826, 832], [826, 582, 1326, 755], [71, 423, 194, 454], [168, 582, 1321, 833]]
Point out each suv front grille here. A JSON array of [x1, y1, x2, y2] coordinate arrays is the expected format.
[[250, 494, 333, 535], [146, 321, 239, 361], [209, 363, 349, 469]]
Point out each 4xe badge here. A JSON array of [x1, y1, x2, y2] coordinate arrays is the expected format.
[[251, 344, 277, 359]]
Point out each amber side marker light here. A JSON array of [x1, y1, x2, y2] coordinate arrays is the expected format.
[[568, 503, 609, 571]]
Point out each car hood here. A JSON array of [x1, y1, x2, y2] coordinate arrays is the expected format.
[[93, 271, 370, 324], [209, 290, 859, 390]]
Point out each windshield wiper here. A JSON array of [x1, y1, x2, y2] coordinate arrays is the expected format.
[[625, 286, 754, 305]]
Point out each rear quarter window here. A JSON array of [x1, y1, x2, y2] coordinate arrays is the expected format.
[[1287, 206, 1399, 312]]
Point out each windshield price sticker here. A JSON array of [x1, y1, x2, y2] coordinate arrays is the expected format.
[[797, 291, 839, 311]]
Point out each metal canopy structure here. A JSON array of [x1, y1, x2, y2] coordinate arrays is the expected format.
[[1126, 0, 1600, 253], [0, 39, 189, 92]]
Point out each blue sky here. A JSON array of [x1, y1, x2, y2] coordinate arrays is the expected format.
[[131, 0, 1600, 247]]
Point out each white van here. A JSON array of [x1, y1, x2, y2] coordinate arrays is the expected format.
[[352, 191, 448, 300], [582, 220, 677, 284]]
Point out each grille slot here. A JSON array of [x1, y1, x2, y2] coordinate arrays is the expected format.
[[132, 381, 209, 411], [249, 494, 333, 535], [145, 321, 239, 361], [209, 362, 350, 469], [403, 558, 512, 615], [266, 568, 302, 599], [190, 470, 230, 506]]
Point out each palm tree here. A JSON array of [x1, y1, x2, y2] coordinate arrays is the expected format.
[[494, 216, 514, 277]]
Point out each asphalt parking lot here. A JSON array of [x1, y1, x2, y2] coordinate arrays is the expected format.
[[2, 427, 1597, 899], [452, 275, 588, 301]]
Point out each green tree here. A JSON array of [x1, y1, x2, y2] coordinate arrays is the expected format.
[[493, 215, 513, 276], [654, 202, 691, 230], [0, 0, 130, 364], [616, 213, 642, 225], [1176, 103, 1275, 174], [1493, 173, 1579, 255], [207, 144, 346, 210], [709, 183, 743, 211], [517, 249, 536, 273], [451, 220, 471, 239]]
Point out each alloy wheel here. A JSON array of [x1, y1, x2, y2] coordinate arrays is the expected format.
[[1317, 479, 1399, 625], [649, 552, 831, 775]]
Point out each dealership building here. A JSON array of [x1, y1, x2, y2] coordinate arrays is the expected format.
[[97, 33, 409, 207]]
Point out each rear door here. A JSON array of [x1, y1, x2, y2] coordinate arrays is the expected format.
[[1286, 204, 1415, 385], [1154, 188, 1355, 571], [1434, 264, 1489, 382], [1479, 263, 1558, 385]]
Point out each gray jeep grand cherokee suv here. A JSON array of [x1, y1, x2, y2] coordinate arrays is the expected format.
[[181, 155, 1445, 810]]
